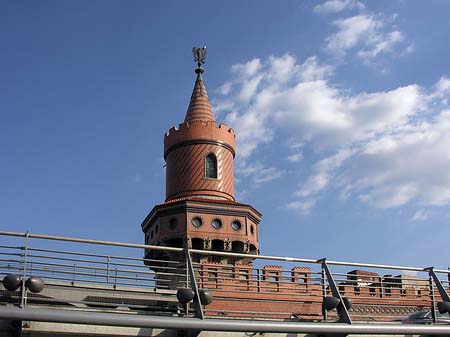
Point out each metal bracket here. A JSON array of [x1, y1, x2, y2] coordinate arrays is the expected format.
[[426, 267, 450, 324], [185, 247, 204, 320], [426, 267, 450, 302], [320, 259, 352, 325]]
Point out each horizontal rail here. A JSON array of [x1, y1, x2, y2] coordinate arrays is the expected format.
[[2, 230, 449, 273], [2, 307, 450, 334], [0, 231, 183, 253]]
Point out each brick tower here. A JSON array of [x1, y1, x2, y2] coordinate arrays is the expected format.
[[141, 48, 261, 268]]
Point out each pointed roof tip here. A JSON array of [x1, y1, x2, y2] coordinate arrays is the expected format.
[[184, 70, 216, 124]]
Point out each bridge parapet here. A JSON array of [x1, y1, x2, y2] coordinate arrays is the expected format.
[[0, 231, 449, 325]]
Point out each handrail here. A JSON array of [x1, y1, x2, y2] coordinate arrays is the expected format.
[[1, 307, 450, 335], [0, 231, 183, 252], [1, 230, 449, 273]]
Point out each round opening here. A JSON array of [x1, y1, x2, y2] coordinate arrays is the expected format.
[[192, 217, 202, 228], [211, 218, 222, 229], [250, 225, 255, 235], [231, 220, 242, 231], [169, 218, 178, 230]]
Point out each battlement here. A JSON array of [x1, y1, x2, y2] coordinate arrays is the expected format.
[[195, 262, 435, 320], [164, 121, 235, 158], [165, 120, 235, 135]]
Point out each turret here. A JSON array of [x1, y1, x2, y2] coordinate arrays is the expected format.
[[141, 47, 261, 272]]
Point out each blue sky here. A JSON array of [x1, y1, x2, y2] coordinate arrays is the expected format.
[[1, 0, 450, 269]]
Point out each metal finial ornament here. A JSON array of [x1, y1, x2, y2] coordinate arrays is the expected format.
[[192, 46, 207, 95], [192, 46, 207, 71]]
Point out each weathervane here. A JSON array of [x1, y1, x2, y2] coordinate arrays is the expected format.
[[192, 46, 207, 73]]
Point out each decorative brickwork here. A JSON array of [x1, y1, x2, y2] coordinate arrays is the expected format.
[[196, 261, 437, 321]]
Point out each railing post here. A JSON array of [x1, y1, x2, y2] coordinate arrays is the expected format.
[[185, 252, 189, 287], [257, 268, 261, 293], [72, 264, 76, 285], [321, 264, 328, 321], [114, 268, 118, 289], [426, 267, 450, 324], [185, 251, 190, 316], [184, 246, 204, 320], [428, 272, 437, 323], [106, 256, 110, 283], [320, 258, 352, 325], [20, 231, 30, 308]]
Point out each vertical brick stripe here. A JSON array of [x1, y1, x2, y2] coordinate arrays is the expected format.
[[173, 144, 205, 193]]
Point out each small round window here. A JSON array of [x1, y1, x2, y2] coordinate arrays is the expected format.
[[250, 225, 255, 235], [211, 218, 222, 229], [192, 217, 202, 228], [169, 218, 178, 230], [231, 220, 242, 231]]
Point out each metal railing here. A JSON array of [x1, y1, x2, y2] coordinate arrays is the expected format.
[[1, 230, 450, 331]]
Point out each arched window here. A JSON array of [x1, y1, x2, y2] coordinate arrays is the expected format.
[[205, 153, 217, 179]]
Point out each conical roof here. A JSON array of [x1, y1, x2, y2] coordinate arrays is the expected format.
[[184, 71, 216, 123]]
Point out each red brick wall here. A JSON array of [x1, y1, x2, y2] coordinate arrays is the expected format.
[[165, 122, 235, 201], [196, 262, 438, 321]]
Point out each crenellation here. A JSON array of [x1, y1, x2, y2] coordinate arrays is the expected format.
[[198, 264, 434, 319], [218, 123, 235, 135]]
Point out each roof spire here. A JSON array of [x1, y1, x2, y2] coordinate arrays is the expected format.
[[185, 46, 215, 123]]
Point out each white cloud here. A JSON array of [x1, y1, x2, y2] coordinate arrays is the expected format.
[[268, 54, 297, 81], [288, 140, 304, 150], [412, 209, 428, 222], [435, 76, 450, 97], [346, 110, 450, 208], [231, 58, 262, 79], [405, 43, 415, 54], [217, 54, 450, 213], [298, 56, 334, 81], [324, 14, 408, 61], [296, 148, 354, 198], [359, 184, 418, 209], [357, 30, 404, 59], [325, 15, 381, 56], [218, 82, 232, 95], [286, 198, 317, 214], [238, 74, 264, 102], [237, 162, 283, 185], [272, 81, 421, 148], [254, 167, 283, 184], [288, 152, 303, 163], [224, 106, 274, 158], [314, 0, 365, 15], [426, 76, 450, 106]]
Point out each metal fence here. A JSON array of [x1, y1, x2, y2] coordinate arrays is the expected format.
[[1, 230, 450, 327]]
